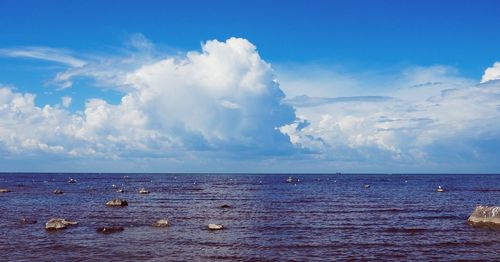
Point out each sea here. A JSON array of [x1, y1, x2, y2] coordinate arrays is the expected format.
[[0, 173, 499, 261]]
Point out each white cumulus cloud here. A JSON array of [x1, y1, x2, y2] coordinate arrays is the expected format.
[[481, 62, 500, 83], [0, 38, 295, 161], [280, 67, 500, 169], [121, 38, 294, 150], [1, 36, 500, 172]]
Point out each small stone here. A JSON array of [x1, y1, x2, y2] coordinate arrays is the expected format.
[[220, 204, 231, 209], [208, 223, 224, 230], [139, 188, 150, 194], [152, 219, 169, 227], [45, 218, 78, 230], [96, 226, 124, 234], [0, 188, 11, 193], [106, 199, 128, 207], [20, 217, 37, 224], [53, 189, 64, 195]]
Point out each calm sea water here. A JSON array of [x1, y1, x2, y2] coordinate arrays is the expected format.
[[0, 173, 499, 261]]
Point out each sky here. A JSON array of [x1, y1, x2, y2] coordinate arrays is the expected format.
[[0, 0, 500, 173]]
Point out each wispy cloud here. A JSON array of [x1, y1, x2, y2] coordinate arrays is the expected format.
[[284, 95, 394, 107], [0, 47, 86, 67]]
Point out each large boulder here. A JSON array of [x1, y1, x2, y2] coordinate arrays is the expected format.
[[467, 205, 500, 227], [45, 218, 78, 230], [152, 219, 169, 227], [106, 199, 128, 207]]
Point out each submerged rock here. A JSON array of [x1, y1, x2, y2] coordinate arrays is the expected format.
[[20, 217, 37, 224], [53, 189, 64, 195], [208, 223, 224, 230], [96, 226, 124, 234], [467, 205, 500, 228], [106, 199, 128, 207], [45, 218, 78, 230], [138, 188, 150, 194], [0, 188, 11, 193], [152, 219, 169, 227]]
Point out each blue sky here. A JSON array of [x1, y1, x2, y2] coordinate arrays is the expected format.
[[2, 1, 499, 74], [1, 1, 500, 172]]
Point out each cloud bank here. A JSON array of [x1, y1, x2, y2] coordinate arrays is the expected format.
[[1, 36, 499, 172], [0, 38, 294, 163], [279, 65, 500, 171]]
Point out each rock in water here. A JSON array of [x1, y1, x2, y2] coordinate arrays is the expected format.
[[45, 218, 78, 230], [116, 188, 124, 193], [106, 199, 128, 207], [0, 188, 11, 193], [467, 205, 500, 227], [96, 226, 124, 234], [208, 223, 224, 230], [152, 219, 169, 227], [20, 217, 37, 224], [139, 188, 150, 194], [53, 189, 63, 195], [220, 204, 231, 209]]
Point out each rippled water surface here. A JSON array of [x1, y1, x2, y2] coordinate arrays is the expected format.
[[0, 173, 499, 261]]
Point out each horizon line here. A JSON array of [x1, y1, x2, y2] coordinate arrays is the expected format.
[[0, 172, 499, 175]]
